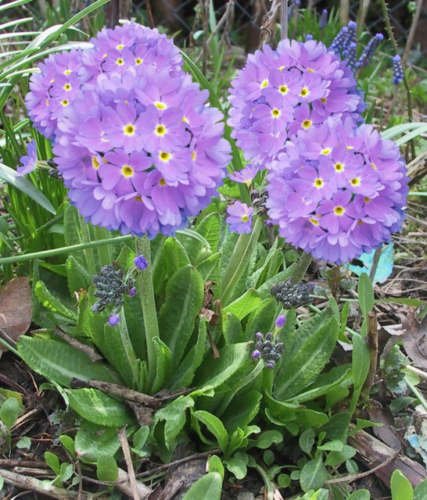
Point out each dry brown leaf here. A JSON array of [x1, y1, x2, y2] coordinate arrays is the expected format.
[[0, 277, 32, 352]]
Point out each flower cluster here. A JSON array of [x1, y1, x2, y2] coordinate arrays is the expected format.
[[392, 55, 404, 85], [91, 264, 135, 315], [266, 119, 409, 264], [25, 23, 231, 237], [271, 279, 314, 309], [252, 332, 284, 369], [228, 37, 364, 169]]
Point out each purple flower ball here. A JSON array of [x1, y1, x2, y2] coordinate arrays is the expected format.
[[228, 38, 364, 169], [134, 255, 148, 270], [129, 287, 136, 297], [226, 201, 254, 234], [275, 315, 286, 328], [108, 314, 120, 326], [266, 118, 409, 265], [25, 23, 231, 238], [252, 349, 261, 360]]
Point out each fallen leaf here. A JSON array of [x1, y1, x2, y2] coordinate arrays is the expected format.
[[0, 277, 32, 352]]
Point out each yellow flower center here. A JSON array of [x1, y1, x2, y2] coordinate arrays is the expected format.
[[155, 101, 167, 110], [346, 145, 354, 150], [182, 116, 189, 124], [321, 148, 331, 155], [357, 219, 364, 225], [64, 70, 71, 75], [64, 83, 71, 91], [314, 178, 323, 188], [350, 177, 361, 186], [121, 165, 134, 177], [241, 215, 249, 222], [307, 68, 315, 73], [117, 44, 124, 50], [159, 178, 167, 186], [191, 151, 197, 161], [279, 85, 288, 94], [302, 119, 312, 129], [300, 87, 309, 97], [371, 162, 377, 170], [271, 108, 281, 118], [135, 195, 143, 202], [116, 58, 124, 66], [46, 99, 49, 106], [103, 53, 108, 58], [159, 151, 171, 161], [334, 206, 345, 216], [155, 125, 166, 136], [260, 79, 269, 88], [334, 162, 344, 172], [135, 58, 143, 65], [320, 97, 327, 104], [278, 66, 285, 71], [124, 124, 135, 136], [309, 217, 319, 226], [364, 197, 371, 203], [61, 100, 69, 107], [92, 157, 100, 169]]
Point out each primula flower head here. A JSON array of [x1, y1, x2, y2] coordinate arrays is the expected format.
[[228, 38, 364, 169], [266, 119, 409, 265], [25, 23, 231, 237]]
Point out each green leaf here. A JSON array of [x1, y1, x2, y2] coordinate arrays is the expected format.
[[223, 313, 244, 344], [244, 298, 277, 340], [194, 411, 228, 453], [164, 237, 191, 278], [158, 265, 204, 368], [250, 430, 283, 450], [133, 426, 150, 450], [196, 252, 221, 282], [377, 297, 425, 307], [221, 390, 261, 435], [208, 455, 224, 480], [18, 337, 114, 387], [0, 162, 55, 214], [60, 462, 73, 483], [299, 428, 315, 455], [0, 475, 3, 490], [178, 213, 220, 262], [59, 435, 76, 459], [151, 337, 173, 394], [350, 334, 370, 414], [66, 255, 92, 293], [0, 397, 20, 429], [182, 472, 222, 500], [324, 445, 357, 467], [155, 396, 195, 450], [391, 470, 413, 500], [349, 418, 383, 436], [97, 455, 118, 483], [358, 273, 374, 336], [34, 280, 77, 321], [75, 421, 120, 463], [16, 436, 31, 449], [44, 452, 60, 475], [319, 413, 351, 442], [317, 440, 344, 452], [194, 343, 249, 392], [275, 315, 339, 400], [348, 491, 371, 500], [170, 319, 207, 390], [414, 478, 427, 500], [222, 289, 261, 321], [296, 409, 329, 432], [68, 389, 134, 427], [63, 204, 85, 264], [224, 457, 247, 480], [300, 456, 328, 492]]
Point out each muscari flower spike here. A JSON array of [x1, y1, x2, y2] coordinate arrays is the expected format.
[[91, 264, 135, 314], [252, 332, 284, 369], [319, 9, 328, 29], [266, 118, 409, 264], [392, 55, 404, 85], [271, 279, 314, 309], [228, 37, 364, 169], [356, 33, 384, 68], [24, 23, 231, 238]]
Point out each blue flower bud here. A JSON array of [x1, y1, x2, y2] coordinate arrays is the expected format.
[[129, 287, 136, 297], [108, 314, 120, 326], [134, 255, 148, 270], [392, 54, 404, 85], [276, 315, 286, 328], [319, 9, 328, 29]]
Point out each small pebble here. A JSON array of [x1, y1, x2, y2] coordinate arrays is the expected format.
[[237, 492, 255, 500]]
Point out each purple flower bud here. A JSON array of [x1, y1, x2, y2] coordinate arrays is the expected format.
[[275, 315, 286, 328], [252, 349, 261, 360], [255, 332, 263, 340], [305, 34, 313, 41], [266, 361, 275, 369], [319, 9, 328, 29], [108, 314, 120, 326], [134, 255, 148, 270], [129, 287, 136, 297]]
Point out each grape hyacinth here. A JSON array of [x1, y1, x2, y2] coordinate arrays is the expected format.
[[252, 332, 284, 370], [266, 118, 409, 264], [271, 279, 314, 309], [392, 55, 404, 85], [319, 9, 328, 29], [356, 33, 384, 68], [91, 264, 135, 314], [228, 37, 364, 169], [25, 23, 231, 237]]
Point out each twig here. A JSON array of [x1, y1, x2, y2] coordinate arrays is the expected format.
[[259, 0, 280, 47], [145, 0, 155, 29], [53, 328, 103, 362], [118, 429, 141, 500], [379, 0, 416, 160], [136, 450, 220, 480], [0, 468, 91, 499], [0, 459, 49, 468], [280, 0, 288, 40], [402, 0, 423, 67], [406, 364, 427, 380], [202, 0, 210, 74], [369, 247, 382, 283]]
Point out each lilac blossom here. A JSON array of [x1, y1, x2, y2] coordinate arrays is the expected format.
[[266, 118, 409, 264], [24, 23, 231, 237], [228, 37, 364, 169], [18, 140, 38, 175], [226, 201, 254, 234]]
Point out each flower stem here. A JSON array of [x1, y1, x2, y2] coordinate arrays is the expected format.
[[379, 0, 415, 159], [281, 0, 289, 40], [79, 217, 96, 276], [0, 235, 134, 266], [135, 235, 159, 392], [118, 315, 140, 391], [94, 226, 112, 267], [221, 217, 263, 306]]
